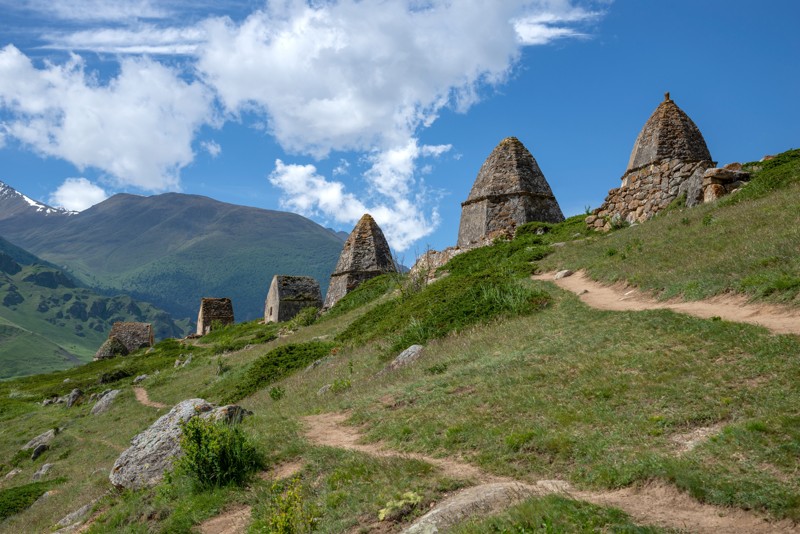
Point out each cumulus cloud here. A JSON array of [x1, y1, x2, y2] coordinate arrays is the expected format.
[[269, 139, 448, 251], [0, 44, 213, 191], [49, 177, 109, 211], [197, 0, 599, 157]]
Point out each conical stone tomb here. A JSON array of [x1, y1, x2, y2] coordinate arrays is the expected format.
[[323, 214, 395, 310], [457, 137, 564, 248], [588, 93, 715, 230]]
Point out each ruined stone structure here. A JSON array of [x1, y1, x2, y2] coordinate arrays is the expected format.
[[702, 164, 751, 203], [264, 275, 323, 323], [323, 214, 395, 310], [108, 322, 153, 354], [588, 93, 716, 230], [196, 298, 234, 336], [457, 137, 564, 248]]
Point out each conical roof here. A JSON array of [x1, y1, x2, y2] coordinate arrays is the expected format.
[[331, 214, 394, 275], [627, 93, 712, 171], [464, 137, 557, 203]]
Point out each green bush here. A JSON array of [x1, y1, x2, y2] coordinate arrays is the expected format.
[[0, 479, 63, 520], [212, 341, 337, 403], [175, 417, 261, 491], [255, 478, 317, 533]]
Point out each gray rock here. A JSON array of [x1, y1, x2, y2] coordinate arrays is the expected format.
[[22, 428, 58, 450], [91, 389, 121, 415], [382, 345, 425, 373], [32, 463, 53, 481], [66, 388, 83, 408], [55, 501, 95, 528], [133, 374, 149, 384], [305, 357, 330, 373], [402, 483, 536, 533], [317, 384, 332, 396], [4, 468, 21, 480], [31, 443, 49, 460], [554, 269, 574, 280], [109, 399, 251, 489]]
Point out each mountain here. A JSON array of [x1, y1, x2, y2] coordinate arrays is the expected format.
[[0, 235, 190, 379], [0, 185, 346, 322], [0, 180, 74, 222]]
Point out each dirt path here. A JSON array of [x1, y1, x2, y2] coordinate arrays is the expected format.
[[132, 387, 168, 409], [302, 413, 798, 533], [532, 271, 800, 336]]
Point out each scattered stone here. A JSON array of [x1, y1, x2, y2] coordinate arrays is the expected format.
[[32, 463, 53, 481], [323, 214, 396, 310], [317, 384, 332, 396], [31, 443, 49, 460], [63, 378, 71, 383], [265, 275, 322, 323], [591, 93, 715, 229], [93, 336, 129, 361], [22, 428, 58, 451], [133, 374, 148, 384], [554, 269, 574, 280], [174, 355, 193, 368], [4, 468, 21, 480], [66, 388, 83, 408], [402, 482, 536, 533], [380, 345, 424, 374], [196, 297, 234, 336], [305, 357, 331, 373], [458, 137, 564, 248], [91, 389, 121, 415], [702, 167, 751, 202], [109, 399, 251, 489], [55, 501, 95, 528]]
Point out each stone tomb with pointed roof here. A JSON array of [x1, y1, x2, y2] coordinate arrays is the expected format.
[[196, 297, 234, 336], [588, 93, 716, 230], [457, 137, 564, 248], [323, 214, 395, 311], [265, 275, 322, 323]]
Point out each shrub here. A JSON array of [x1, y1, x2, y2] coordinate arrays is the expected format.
[[0, 479, 63, 520], [175, 417, 261, 491], [255, 478, 317, 533]]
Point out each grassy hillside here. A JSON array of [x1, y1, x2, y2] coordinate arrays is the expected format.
[[539, 149, 800, 306], [0, 238, 190, 379], [0, 193, 344, 322], [0, 151, 798, 532]]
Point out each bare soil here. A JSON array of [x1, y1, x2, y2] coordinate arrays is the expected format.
[[132, 387, 168, 409], [533, 271, 800, 336], [197, 505, 251, 534], [302, 412, 799, 533]]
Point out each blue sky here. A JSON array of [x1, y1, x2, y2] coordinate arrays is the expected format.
[[0, 1, 798, 256]]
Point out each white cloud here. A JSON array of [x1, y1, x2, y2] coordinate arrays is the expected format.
[[49, 177, 108, 211], [0, 45, 214, 191], [196, 1, 598, 158], [201, 140, 222, 157], [42, 24, 208, 55], [269, 138, 448, 251], [21, 0, 170, 22]]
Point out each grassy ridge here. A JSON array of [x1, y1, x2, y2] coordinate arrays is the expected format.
[[539, 149, 800, 305]]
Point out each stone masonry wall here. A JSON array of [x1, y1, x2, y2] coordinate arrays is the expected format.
[[109, 322, 154, 353], [587, 158, 713, 230], [196, 298, 234, 336]]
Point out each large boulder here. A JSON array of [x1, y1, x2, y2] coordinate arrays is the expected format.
[[91, 389, 121, 415], [22, 429, 58, 451], [109, 399, 251, 489], [93, 336, 129, 361]]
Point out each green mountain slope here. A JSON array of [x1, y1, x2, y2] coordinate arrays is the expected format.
[[0, 150, 797, 532], [0, 192, 344, 322], [0, 237, 190, 379]]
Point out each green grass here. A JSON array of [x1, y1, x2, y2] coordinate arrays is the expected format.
[[318, 274, 394, 322], [0, 479, 64, 520], [452, 494, 674, 533], [539, 151, 800, 305]]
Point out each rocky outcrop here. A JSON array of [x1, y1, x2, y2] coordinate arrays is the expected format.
[[22, 428, 59, 451], [109, 398, 251, 489], [702, 164, 751, 202], [323, 214, 395, 310], [66, 388, 83, 408], [265, 275, 322, 323], [380, 345, 425, 374], [93, 336, 129, 361], [196, 298, 234, 336], [590, 93, 715, 230], [458, 137, 564, 248], [408, 247, 467, 286], [90, 389, 121, 415]]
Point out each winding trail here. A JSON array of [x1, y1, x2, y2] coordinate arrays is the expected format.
[[302, 412, 798, 533], [132, 387, 168, 409], [532, 271, 800, 336]]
